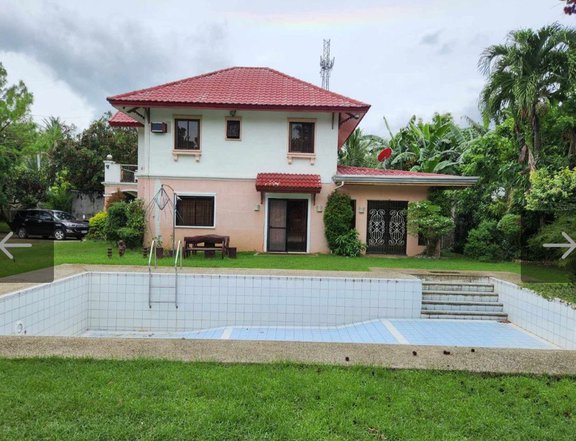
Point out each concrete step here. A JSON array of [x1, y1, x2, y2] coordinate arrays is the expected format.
[[423, 282, 494, 293], [423, 291, 500, 302], [422, 300, 504, 312], [421, 310, 508, 320]]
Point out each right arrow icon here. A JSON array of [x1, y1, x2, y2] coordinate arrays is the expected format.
[[543, 232, 576, 260]]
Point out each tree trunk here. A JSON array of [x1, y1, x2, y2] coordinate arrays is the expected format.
[[568, 128, 576, 168], [530, 111, 541, 171]]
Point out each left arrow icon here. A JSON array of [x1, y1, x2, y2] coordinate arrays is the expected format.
[[0, 232, 32, 260]]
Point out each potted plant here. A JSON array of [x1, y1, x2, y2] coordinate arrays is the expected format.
[[154, 236, 164, 258]]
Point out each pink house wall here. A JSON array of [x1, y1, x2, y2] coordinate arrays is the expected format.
[[137, 177, 334, 253], [341, 185, 429, 256], [134, 178, 430, 256]]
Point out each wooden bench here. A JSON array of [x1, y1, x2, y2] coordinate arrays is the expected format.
[[184, 235, 229, 259]]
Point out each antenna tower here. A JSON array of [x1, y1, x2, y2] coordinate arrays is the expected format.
[[320, 39, 335, 90]]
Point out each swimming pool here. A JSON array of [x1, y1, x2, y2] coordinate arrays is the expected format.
[[0, 270, 570, 350]]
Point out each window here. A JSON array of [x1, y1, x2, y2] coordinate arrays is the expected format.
[[175, 119, 200, 150], [176, 196, 215, 227], [289, 121, 315, 153], [226, 118, 241, 140]]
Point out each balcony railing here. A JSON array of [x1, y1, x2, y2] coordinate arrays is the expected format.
[[120, 165, 138, 183]]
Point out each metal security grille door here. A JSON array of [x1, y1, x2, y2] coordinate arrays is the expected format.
[[267, 199, 308, 252], [366, 201, 408, 255]]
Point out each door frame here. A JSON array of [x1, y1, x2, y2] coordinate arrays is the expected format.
[[263, 193, 311, 253]]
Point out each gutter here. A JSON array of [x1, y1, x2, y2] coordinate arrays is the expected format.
[[332, 174, 479, 187]]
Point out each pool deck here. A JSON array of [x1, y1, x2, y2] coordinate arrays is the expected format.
[[1, 335, 575, 375]]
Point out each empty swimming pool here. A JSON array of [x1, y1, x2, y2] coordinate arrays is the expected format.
[[0, 270, 563, 350]]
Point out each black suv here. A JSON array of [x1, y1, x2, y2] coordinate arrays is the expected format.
[[10, 209, 89, 240]]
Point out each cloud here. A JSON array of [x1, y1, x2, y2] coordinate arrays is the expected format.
[[0, 2, 231, 114], [420, 30, 442, 45]]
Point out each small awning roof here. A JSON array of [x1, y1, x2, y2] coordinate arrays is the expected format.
[[109, 111, 143, 127], [334, 165, 478, 187], [256, 173, 322, 193]]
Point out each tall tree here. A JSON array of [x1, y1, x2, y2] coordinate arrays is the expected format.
[[479, 23, 576, 171], [338, 128, 381, 168], [0, 62, 36, 215], [49, 113, 137, 194]]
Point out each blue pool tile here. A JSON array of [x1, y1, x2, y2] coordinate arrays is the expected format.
[[389, 319, 552, 349]]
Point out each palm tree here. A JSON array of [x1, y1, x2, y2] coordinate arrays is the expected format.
[[479, 23, 576, 171]]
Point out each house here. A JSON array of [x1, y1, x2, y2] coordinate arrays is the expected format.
[[104, 67, 476, 255]]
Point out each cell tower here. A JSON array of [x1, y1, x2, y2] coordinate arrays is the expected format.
[[320, 39, 335, 90]]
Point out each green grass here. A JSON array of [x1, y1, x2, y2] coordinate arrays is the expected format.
[[54, 240, 521, 273], [0, 358, 574, 440]]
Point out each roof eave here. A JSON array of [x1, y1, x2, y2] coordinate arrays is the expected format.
[[332, 175, 479, 187], [107, 99, 370, 113]]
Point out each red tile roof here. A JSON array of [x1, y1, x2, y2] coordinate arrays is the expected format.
[[256, 173, 322, 193], [107, 67, 370, 112], [336, 165, 453, 177], [109, 111, 143, 127]]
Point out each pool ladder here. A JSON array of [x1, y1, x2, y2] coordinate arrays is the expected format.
[[147, 239, 183, 309]]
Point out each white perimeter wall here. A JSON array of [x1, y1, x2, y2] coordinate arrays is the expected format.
[[0, 272, 422, 335], [138, 108, 339, 182], [494, 278, 576, 349]]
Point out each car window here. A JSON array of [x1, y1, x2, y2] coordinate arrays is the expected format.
[[53, 211, 75, 221], [37, 211, 53, 221], [25, 210, 39, 220]]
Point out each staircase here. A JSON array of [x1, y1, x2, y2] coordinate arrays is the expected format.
[[418, 274, 508, 320]]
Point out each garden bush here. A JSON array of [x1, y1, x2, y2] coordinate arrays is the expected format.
[[88, 211, 108, 240], [464, 220, 504, 261], [102, 199, 146, 248], [407, 201, 454, 257], [324, 191, 355, 253], [332, 229, 365, 257]]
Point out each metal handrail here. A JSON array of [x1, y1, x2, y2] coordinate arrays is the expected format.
[[173, 240, 182, 309], [174, 240, 183, 270], [148, 239, 156, 308], [148, 239, 157, 269]]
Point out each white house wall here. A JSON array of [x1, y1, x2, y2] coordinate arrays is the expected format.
[[139, 108, 339, 182]]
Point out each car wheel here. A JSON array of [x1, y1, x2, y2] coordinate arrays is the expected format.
[[54, 229, 65, 240], [17, 227, 27, 239]]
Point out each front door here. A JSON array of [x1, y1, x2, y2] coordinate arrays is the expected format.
[[366, 200, 408, 255], [267, 199, 308, 252]]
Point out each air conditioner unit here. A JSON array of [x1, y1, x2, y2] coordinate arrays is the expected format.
[[151, 122, 167, 133]]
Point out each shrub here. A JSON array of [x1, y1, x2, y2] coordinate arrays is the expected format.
[[464, 220, 504, 261], [407, 201, 454, 257], [324, 191, 354, 253], [88, 211, 108, 240], [497, 213, 521, 259], [105, 199, 146, 248], [105, 189, 125, 210], [332, 229, 366, 257]]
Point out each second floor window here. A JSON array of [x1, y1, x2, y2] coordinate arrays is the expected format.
[[289, 121, 315, 153], [175, 119, 200, 150], [226, 119, 241, 140]]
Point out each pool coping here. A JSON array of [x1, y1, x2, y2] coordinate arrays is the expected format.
[[0, 336, 575, 375]]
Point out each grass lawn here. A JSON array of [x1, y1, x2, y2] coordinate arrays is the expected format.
[[0, 358, 574, 441], [54, 240, 521, 273]]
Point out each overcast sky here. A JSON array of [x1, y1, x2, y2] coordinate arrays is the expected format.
[[0, 0, 573, 135]]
